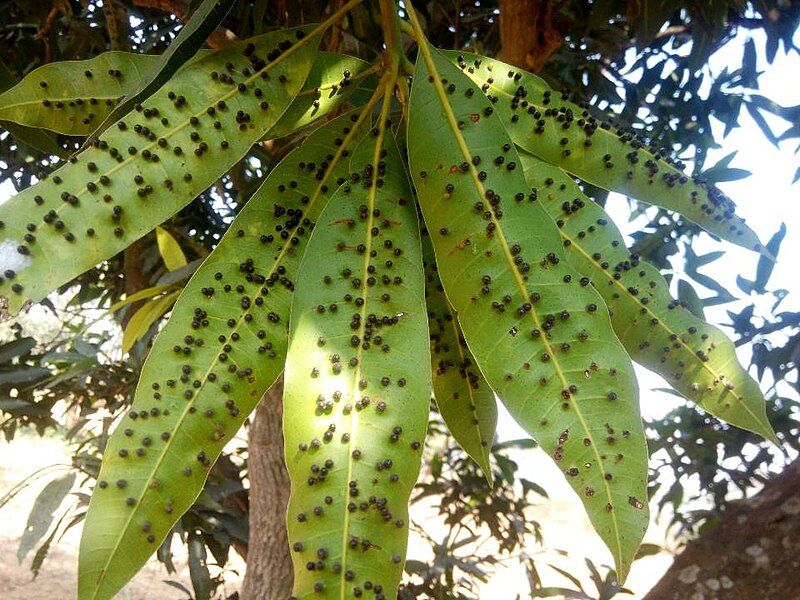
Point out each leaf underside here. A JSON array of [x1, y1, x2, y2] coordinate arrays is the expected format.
[[517, 151, 776, 442], [408, 44, 649, 580], [0, 27, 319, 315], [423, 236, 497, 483], [0, 49, 369, 140], [0, 52, 160, 136], [445, 51, 767, 257], [284, 123, 430, 598], [77, 110, 367, 600]]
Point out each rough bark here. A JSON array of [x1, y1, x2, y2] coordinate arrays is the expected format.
[[645, 459, 800, 600], [240, 377, 293, 599], [120, 237, 151, 329], [498, 0, 566, 72]]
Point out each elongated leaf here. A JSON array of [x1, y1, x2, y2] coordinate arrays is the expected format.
[[108, 283, 178, 313], [17, 472, 76, 562], [677, 279, 705, 320], [518, 151, 777, 443], [121, 289, 180, 354], [0, 27, 318, 316], [2, 121, 66, 158], [0, 365, 51, 385], [754, 223, 786, 293], [78, 110, 369, 600], [424, 236, 496, 484], [268, 51, 375, 140], [284, 124, 430, 598], [0, 59, 66, 157], [187, 532, 213, 600], [90, 0, 237, 140], [0, 49, 370, 141], [0, 52, 159, 135], [408, 44, 648, 580], [0, 336, 36, 364], [445, 52, 767, 256], [156, 227, 188, 271]]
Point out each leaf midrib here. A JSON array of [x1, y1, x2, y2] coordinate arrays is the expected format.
[[52, 33, 312, 227], [551, 192, 768, 432], [415, 43, 624, 565], [339, 73, 395, 600], [458, 62, 750, 239]]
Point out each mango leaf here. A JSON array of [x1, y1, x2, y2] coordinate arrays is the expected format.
[[0, 56, 66, 157], [517, 151, 777, 443], [0, 50, 371, 140], [677, 279, 706, 320], [423, 235, 496, 484], [121, 289, 180, 354], [17, 472, 76, 562], [0, 52, 159, 135], [1, 121, 66, 158], [445, 52, 768, 257], [408, 44, 648, 581], [0, 365, 51, 386], [754, 223, 786, 293], [187, 532, 213, 600], [0, 27, 319, 316], [108, 283, 178, 313], [0, 336, 37, 363], [268, 51, 375, 140], [284, 122, 430, 598], [156, 227, 188, 271], [90, 0, 237, 140], [77, 110, 370, 600], [31, 510, 70, 579]]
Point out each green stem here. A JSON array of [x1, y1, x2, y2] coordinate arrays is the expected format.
[[404, 1, 426, 41], [378, 0, 404, 74], [398, 17, 417, 39]]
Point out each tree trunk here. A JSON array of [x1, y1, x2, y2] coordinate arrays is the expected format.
[[498, 0, 565, 72], [644, 459, 800, 599], [241, 377, 293, 599]]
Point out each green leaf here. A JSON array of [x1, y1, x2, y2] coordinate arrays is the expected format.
[[77, 110, 368, 600], [30, 510, 70, 579], [445, 51, 768, 256], [108, 283, 178, 313], [268, 51, 376, 140], [408, 45, 648, 581], [187, 532, 213, 600], [90, 0, 237, 140], [17, 473, 76, 562], [0, 336, 36, 363], [0, 58, 67, 157], [677, 279, 706, 320], [0, 52, 160, 135], [284, 121, 430, 598], [1, 121, 66, 158], [156, 227, 188, 271], [121, 289, 180, 354], [517, 151, 777, 443], [0, 365, 51, 385], [424, 236, 496, 484], [754, 223, 786, 292], [0, 27, 319, 316], [0, 50, 373, 140]]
